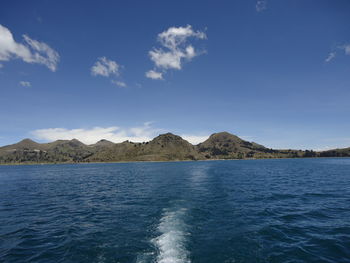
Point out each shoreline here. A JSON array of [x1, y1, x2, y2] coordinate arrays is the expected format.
[[0, 156, 348, 167]]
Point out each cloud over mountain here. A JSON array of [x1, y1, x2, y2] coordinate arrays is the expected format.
[[32, 123, 160, 145]]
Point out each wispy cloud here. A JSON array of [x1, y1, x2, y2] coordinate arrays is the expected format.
[[0, 24, 59, 71], [325, 43, 350, 63], [325, 51, 336, 63], [32, 123, 162, 145], [343, 44, 350, 55], [19, 81, 31, 87], [146, 25, 206, 80], [145, 70, 163, 80], [112, 80, 127, 87], [256, 0, 267, 12]]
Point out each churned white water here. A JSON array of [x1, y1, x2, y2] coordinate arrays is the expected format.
[[153, 207, 191, 263]]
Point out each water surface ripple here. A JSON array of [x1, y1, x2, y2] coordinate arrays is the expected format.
[[0, 158, 350, 262]]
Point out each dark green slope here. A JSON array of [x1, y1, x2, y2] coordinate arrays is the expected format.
[[319, 147, 350, 157]]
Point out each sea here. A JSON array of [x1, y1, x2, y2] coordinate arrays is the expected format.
[[0, 158, 349, 262]]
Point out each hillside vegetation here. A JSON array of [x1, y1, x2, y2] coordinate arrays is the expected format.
[[0, 132, 347, 164]]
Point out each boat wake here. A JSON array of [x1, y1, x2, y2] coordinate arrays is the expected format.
[[152, 206, 191, 263]]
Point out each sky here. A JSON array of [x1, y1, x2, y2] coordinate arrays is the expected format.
[[0, 0, 350, 150]]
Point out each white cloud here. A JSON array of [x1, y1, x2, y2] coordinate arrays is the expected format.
[[181, 134, 209, 145], [112, 80, 127, 87], [0, 24, 59, 71], [91, 57, 126, 87], [325, 43, 350, 63], [325, 52, 336, 63], [146, 25, 206, 80], [22, 35, 59, 71], [31, 123, 211, 145], [145, 70, 163, 80], [256, 0, 267, 12], [158, 25, 206, 50], [343, 44, 350, 55], [19, 81, 31, 87], [149, 49, 183, 70], [31, 123, 162, 145], [91, 57, 120, 77]]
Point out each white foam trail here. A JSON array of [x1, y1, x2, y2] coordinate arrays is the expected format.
[[153, 207, 191, 263]]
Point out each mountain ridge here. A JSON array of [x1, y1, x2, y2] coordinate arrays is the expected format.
[[0, 132, 348, 164]]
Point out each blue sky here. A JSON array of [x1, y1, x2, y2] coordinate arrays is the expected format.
[[0, 0, 350, 150]]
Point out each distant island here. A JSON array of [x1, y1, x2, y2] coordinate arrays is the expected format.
[[0, 132, 349, 164]]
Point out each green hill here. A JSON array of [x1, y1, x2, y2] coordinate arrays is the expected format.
[[87, 133, 202, 162], [0, 132, 348, 164], [319, 147, 350, 157]]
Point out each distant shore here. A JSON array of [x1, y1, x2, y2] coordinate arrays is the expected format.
[[1, 156, 349, 167], [1, 132, 349, 165]]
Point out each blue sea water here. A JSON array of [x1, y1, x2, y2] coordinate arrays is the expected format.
[[0, 158, 350, 263]]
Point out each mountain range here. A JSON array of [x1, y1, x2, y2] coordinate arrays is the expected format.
[[0, 132, 349, 164]]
